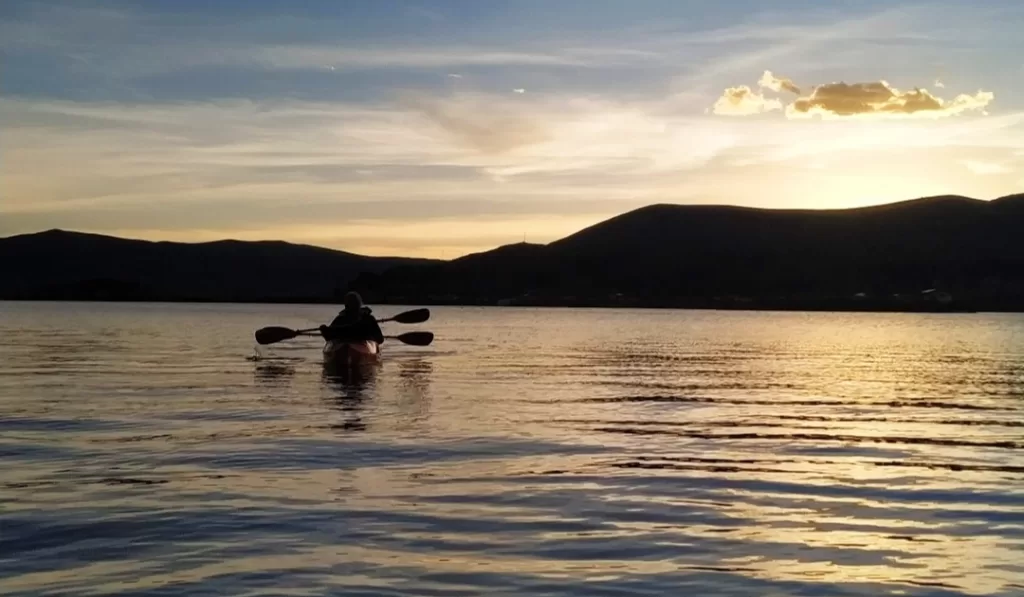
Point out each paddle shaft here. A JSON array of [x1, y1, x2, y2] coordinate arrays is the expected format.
[[296, 331, 433, 345], [255, 308, 430, 345]]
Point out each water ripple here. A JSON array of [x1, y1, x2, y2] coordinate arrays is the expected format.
[[2, 304, 1023, 595]]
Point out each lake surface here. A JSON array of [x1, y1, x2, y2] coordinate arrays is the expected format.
[[1, 302, 1023, 596]]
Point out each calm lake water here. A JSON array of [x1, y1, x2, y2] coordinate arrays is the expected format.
[[2, 302, 1023, 596]]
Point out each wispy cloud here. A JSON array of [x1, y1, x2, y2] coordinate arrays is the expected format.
[[0, 1, 966, 84], [231, 45, 599, 71], [0, 4, 653, 80], [6, 92, 1020, 204], [405, 93, 549, 154], [664, 3, 942, 87]]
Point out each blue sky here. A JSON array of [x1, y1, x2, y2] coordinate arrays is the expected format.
[[2, 0, 1022, 256]]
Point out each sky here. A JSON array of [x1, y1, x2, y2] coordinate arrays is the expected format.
[[2, 0, 1023, 258]]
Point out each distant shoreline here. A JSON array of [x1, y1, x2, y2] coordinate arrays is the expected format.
[[0, 296, 1000, 314]]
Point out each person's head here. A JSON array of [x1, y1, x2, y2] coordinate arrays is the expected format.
[[343, 291, 364, 312]]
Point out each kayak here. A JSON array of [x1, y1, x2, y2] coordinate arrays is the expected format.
[[322, 339, 380, 368]]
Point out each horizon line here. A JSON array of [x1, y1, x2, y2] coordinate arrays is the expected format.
[[4, 192, 1022, 261]]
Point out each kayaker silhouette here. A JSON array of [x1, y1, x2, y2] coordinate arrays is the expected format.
[[319, 291, 385, 344]]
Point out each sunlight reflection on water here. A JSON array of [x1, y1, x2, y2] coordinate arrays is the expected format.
[[1, 302, 1023, 596]]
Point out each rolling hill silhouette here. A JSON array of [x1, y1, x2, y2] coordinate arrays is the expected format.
[[4, 194, 1024, 310], [361, 193, 1024, 311], [0, 230, 433, 302]]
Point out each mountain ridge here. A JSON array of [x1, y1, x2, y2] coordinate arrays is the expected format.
[[5, 193, 1024, 310], [357, 193, 1024, 311], [0, 229, 435, 302], [4, 228, 401, 260], [8, 192, 1022, 256]]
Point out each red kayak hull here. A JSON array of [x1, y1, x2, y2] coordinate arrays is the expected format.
[[323, 340, 380, 368]]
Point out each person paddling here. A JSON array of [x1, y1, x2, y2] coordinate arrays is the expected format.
[[319, 291, 385, 344]]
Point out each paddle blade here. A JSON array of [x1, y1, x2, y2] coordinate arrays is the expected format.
[[255, 326, 300, 345], [388, 308, 430, 325], [390, 331, 434, 346]]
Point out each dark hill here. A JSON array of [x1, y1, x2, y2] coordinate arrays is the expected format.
[[8, 194, 1024, 310], [0, 230, 435, 302], [364, 194, 1024, 311]]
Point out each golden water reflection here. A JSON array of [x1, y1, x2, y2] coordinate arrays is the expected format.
[[1, 304, 1022, 595]]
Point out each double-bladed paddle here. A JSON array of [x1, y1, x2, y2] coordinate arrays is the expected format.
[[254, 308, 431, 345], [255, 328, 434, 347]]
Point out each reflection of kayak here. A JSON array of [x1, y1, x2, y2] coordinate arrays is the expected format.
[[323, 340, 380, 368]]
